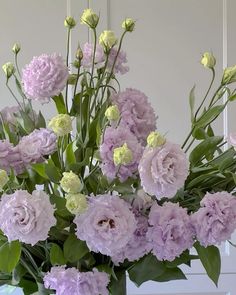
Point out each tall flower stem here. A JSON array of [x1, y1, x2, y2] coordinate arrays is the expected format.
[[65, 28, 71, 113]]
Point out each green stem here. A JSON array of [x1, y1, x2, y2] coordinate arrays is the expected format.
[[65, 28, 71, 113], [208, 85, 223, 109], [14, 54, 21, 78], [89, 28, 97, 88], [194, 68, 215, 120], [6, 81, 23, 110]]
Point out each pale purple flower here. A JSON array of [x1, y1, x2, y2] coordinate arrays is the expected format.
[[100, 126, 143, 182], [8, 146, 25, 175], [18, 128, 57, 164], [0, 190, 56, 245], [191, 192, 236, 247], [131, 189, 154, 212], [147, 202, 194, 261], [0, 140, 13, 170], [112, 211, 151, 265], [107, 48, 129, 75], [22, 53, 69, 104], [112, 88, 156, 144], [74, 194, 137, 256], [81, 42, 105, 69], [139, 142, 189, 199], [44, 267, 109, 295]]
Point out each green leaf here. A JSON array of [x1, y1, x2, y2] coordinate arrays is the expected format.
[[19, 110, 35, 134], [189, 85, 195, 123], [0, 241, 21, 273], [194, 242, 221, 286], [109, 271, 126, 295], [229, 93, 236, 101], [45, 159, 62, 183], [50, 243, 66, 265], [31, 163, 49, 179], [154, 267, 186, 282], [65, 142, 76, 169], [189, 136, 223, 166], [52, 94, 67, 114], [96, 264, 117, 279], [19, 279, 38, 295], [195, 105, 224, 129], [128, 254, 166, 287], [36, 111, 46, 128], [63, 234, 89, 263]]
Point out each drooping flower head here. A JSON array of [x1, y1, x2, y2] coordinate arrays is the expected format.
[[22, 53, 69, 103], [74, 194, 137, 256], [191, 191, 236, 247], [147, 202, 194, 261], [100, 126, 143, 182], [112, 88, 156, 144], [0, 190, 56, 245], [44, 266, 109, 295], [139, 142, 189, 199]]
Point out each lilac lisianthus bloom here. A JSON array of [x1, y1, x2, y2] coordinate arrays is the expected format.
[[18, 128, 57, 164], [139, 142, 189, 199], [100, 126, 143, 182], [74, 194, 137, 256], [8, 146, 25, 175], [112, 88, 156, 144], [0, 140, 13, 170], [22, 53, 69, 104], [147, 202, 194, 261], [191, 192, 236, 247], [107, 48, 129, 75], [0, 190, 56, 245], [81, 42, 105, 69], [111, 211, 152, 265], [44, 267, 109, 295]]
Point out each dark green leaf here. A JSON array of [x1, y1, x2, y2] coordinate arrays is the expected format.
[[50, 243, 66, 265], [0, 241, 21, 273], [194, 242, 221, 286], [189, 136, 223, 166], [45, 159, 62, 183], [36, 111, 46, 128], [154, 267, 186, 282], [109, 271, 126, 295], [128, 254, 166, 287], [65, 142, 76, 169], [63, 234, 89, 263]]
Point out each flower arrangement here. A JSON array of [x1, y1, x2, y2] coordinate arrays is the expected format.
[[1, 8, 236, 295]]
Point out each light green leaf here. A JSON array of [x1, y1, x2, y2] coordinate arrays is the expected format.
[[0, 241, 21, 273], [194, 242, 221, 286], [195, 105, 224, 129], [65, 141, 76, 169], [31, 163, 49, 179], [50, 243, 66, 265], [45, 159, 62, 183], [52, 94, 67, 114]]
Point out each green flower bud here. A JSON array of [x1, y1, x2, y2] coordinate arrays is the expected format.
[[48, 114, 72, 136], [122, 18, 135, 32], [147, 131, 166, 148], [76, 48, 83, 60], [113, 143, 133, 166], [201, 52, 216, 69], [65, 193, 87, 215], [2, 62, 15, 79], [12, 43, 21, 54], [222, 65, 236, 85], [64, 16, 76, 29], [105, 105, 120, 121], [99, 30, 117, 51], [60, 171, 82, 194], [81, 8, 99, 29], [0, 170, 8, 191]]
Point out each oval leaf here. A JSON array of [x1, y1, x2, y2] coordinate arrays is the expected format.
[[0, 241, 21, 273]]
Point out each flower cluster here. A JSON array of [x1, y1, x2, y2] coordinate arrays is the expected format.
[[0, 190, 56, 245], [44, 267, 109, 295]]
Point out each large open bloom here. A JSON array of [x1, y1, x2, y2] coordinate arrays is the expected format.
[[74, 194, 137, 256], [0, 190, 56, 245], [147, 202, 194, 261], [139, 142, 189, 199], [22, 53, 69, 103], [191, 191, 236, 247]]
